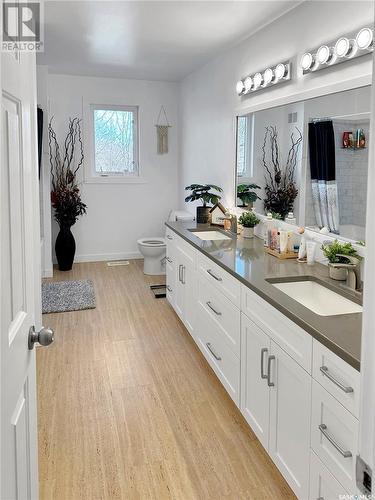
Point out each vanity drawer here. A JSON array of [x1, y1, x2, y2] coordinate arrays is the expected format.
[[198, 275, 240, 356], [311, 380, 359, 494], [197, 253, 241, 307], [313, 340, 360, 418], [309, 450, 348, 500], [196, 303, 240, 405], [241, 285, 312, 373]]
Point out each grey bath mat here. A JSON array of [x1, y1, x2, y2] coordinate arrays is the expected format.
[[42, 279, 96, 314]]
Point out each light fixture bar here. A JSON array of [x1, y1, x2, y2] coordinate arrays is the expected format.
[[236, 61, 291, 96], [300, 26, 373, 75]]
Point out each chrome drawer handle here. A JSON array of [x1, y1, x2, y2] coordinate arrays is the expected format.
[[178, 264, 183, 282], [206, 301, 221, 316], [318, 424, 352, 458], [181, 265, 186, 285], [267, 355, 275, 387], [166, 285, 172, 292], [320, 366, 354, 394], [206, 269, 222, 282], [260, 348, 268, 379], [166, 257, 172, 263], [206, 342, 221, 361], [167, 235, 173, 240]]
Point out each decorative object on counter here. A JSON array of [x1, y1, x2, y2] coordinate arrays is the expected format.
[[237, 183, 261, 209], [155, 105, 171, 154], [309, 120, 339, 234], [321, 240, 362, 281], [185, 184, 223, 224], [236, 61, 291, 96], [297, 227, 307, 262], [285, 211, 297, 225], [306, 241, 317, 266], [238, 211, 260, 238], [49, 117, 87, 271], [300, 26, 373, 74], [264, 212, 274, 247], [263, 125, 302, 219], [209, 203, 227, 226]]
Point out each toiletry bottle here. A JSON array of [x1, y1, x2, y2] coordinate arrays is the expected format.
[[359, 129, 366, 148], [297, 227, 306, 261], [264, 212, 273, 247], [285, 212, 296, 225]]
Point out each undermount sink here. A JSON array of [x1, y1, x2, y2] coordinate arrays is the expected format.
[[190, 230, 232, 241], [269, 280, 362, 316]]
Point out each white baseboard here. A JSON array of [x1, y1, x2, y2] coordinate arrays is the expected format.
[[74, 251, 143, 263], [42, 267, 54, 278]]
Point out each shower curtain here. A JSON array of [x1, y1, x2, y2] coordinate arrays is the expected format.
[[308, 120, 339, 233]]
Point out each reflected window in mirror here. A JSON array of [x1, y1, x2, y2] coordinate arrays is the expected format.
[[236, 115, 253, 180]]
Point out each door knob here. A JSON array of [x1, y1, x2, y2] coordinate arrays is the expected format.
[[28, 326, 54, 350]]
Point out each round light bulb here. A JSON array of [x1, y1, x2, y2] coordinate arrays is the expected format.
[[244, 76, 253, 93], [356, 27, 373, 50], [253, 72, 263, 89], [263, 68, 274, 85], [316, 45, 332, 64], [236, 80, 244, 95], [275, 63, 287, 80], [300, 52, 314, 71], [334, 37, 351, 57]]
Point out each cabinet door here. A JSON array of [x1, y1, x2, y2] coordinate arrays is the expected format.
[[241, 314, 271, 450], [183, 258, 197, 337], [269, 342, 311, 500]]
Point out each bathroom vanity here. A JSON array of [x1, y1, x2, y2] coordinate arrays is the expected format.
[[165, 221, 362, 499]]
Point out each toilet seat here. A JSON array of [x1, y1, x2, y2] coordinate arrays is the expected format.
[[137, 237, 166, 247]]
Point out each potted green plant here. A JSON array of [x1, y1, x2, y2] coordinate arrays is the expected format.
[[321, 240, 362, 281], [237, 183, 261, 209], [238, 211, 260, 239], [185, 184, 223, 223]]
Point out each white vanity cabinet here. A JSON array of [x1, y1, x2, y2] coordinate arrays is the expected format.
[[241, 313, 311, 500], [165, 227, 361, 499]]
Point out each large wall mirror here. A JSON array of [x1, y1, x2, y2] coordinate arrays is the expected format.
[[235, 85, 371, 244]]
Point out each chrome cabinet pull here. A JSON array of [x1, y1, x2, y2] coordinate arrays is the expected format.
[[206, 342, 221, 361], [166, 285, 172, 292], [206, 301, 221, 316], [320, 366, 354, 393], [181, 266, 186, 285], [267, 355, 275, 387], [167, 235, 173, 240], [178, 264, 183, 282], [318, 424, 352, 458], [206, 269, 222, 282], [166, 256, 172, 263], [260, 348, 268, 379]]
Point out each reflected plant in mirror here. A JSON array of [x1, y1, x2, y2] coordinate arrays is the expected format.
[[237, 183, 261, 209], [262, 126, 302, 219]]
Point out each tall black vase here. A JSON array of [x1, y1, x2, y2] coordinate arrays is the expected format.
[[55, 224, 76, 271]]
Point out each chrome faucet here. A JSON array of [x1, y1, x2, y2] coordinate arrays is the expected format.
[[330, 254, 362, 292]]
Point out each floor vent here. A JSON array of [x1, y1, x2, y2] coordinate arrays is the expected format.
[[106, 260, 130, 267]]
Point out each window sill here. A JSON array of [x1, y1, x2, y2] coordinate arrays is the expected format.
[[84, 176, 147, 185]]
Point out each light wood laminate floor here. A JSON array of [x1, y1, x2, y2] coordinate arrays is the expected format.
[[37, 260, 295, 500]]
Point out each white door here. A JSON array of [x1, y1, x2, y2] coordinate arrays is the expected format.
[[269, 342, 311, 500], [1, 43, 51, 498], [240, 314, 271, 450]]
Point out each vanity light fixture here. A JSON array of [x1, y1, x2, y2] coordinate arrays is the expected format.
[[235, 61, 291, 96], [301, 26, 374, 74]]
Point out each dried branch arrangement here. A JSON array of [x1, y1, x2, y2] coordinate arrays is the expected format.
[[262, 125, 302, 218], [49, 118, 87, 227]]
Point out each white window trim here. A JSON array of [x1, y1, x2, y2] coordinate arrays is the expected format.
[[84, 103, 146, 184]]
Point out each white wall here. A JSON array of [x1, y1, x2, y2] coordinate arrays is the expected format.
[[44, 72, 179, 262], [179, 1, 374, 216]]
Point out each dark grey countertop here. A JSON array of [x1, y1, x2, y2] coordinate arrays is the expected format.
[[166, 221, 362, 371]]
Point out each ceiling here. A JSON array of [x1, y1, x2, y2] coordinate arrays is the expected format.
[[38, 1, 301, 81]]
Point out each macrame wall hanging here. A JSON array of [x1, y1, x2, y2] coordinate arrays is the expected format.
[[155, 105, 171, 155]]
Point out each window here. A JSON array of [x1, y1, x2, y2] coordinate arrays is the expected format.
[[236, 115, 253, 178], [91, 105, 139, 178]]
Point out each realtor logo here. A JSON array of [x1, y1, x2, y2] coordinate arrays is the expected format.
[[2, 2, 44, 52]]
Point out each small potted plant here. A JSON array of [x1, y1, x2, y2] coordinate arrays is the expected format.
[[185, 184, 223, 223], [321, 240, 362, 281], [237, 183, 261, 209], [238, 211, 260, 238]]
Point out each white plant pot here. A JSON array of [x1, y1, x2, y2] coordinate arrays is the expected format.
[[328, 264, 347, 281], [242, 227, 254, 239]]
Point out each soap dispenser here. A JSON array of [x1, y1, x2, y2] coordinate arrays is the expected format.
[[264, 212, 273, 247]]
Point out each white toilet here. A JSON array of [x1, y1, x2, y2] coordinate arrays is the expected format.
[[137, 237, 166, 275]]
